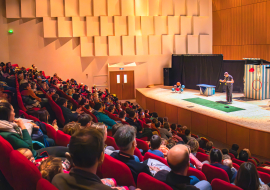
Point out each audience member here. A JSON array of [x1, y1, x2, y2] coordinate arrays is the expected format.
[[93, 102, 116, 129], [187, 138, 199, 157], [238, 150, 249, 162], [229, 144, 239, 158], [148, 135, 164, 158], [157, 122, 172, 140], [63, 122, 81, 136], [205, 141, 213, 154], [222, 148, 229, 156], [185, 129, 192, 142], [78, 114, 93, 128], [39, 157, 64, 182]]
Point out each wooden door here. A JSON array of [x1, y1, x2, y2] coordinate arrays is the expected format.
[[110, 71, 135, 100]]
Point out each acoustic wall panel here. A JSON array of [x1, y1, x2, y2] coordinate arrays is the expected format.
[[122, 36, 135, 55], [168, 16, 180, 35], [108, 0, 121, 16], [136, 36, 149, 55], [93, 0, 107, 16], [21, 0, 36, 18], [149, 0, 160, 16], [199, 35, 211, 54], [79, 0, 92, 16], [51, 0, 65, 17], [149, 35, 162, 55], [108, 36, 122, 56], [86, 16, 100, 36], [43, 17, 58, 38], [181, 16, 192, 35], [199, 0, 209, 16], [154, 16, 168, 35], [161, 0, 174, 16], [94, 36, 108, 56], [114, 16, 128, 36], [162, 35, 174, 54], [187, 0, 198, 16], [175, 35, 186, 54], [6, 0, 20, 18], [100, 16, 114, 36], [188, 35, 199, 54], [193, 16, 210, 35], [72, 17, 86, 37], [58, 17, 73, 37], [80, 37, 94, 57], [65, 0, 79, 17], [141, 16, 154, 36], [135, 0, 148, 16], [36, 0, 50, 17], [121, 0, 135, 16], [128, 16, 142, 36], [174, 0, 186, 16]]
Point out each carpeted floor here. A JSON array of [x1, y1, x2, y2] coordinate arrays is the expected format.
[[183, 98, 245, 113]]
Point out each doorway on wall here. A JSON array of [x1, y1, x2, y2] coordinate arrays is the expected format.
[[110, 71, 135, 100]]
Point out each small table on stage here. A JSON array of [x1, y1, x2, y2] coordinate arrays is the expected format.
[[197, 84, 216, 96]]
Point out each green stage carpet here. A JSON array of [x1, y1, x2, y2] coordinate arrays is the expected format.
[[183, 98, 245, 113]]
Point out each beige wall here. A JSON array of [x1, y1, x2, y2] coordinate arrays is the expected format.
[[1, 0, 212, 92], [0, 0, 9, 62]]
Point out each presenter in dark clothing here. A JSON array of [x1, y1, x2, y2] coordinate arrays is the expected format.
[[220, 72, 234, 103]]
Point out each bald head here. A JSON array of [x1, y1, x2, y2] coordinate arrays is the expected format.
[[167, 145, 190, 174]]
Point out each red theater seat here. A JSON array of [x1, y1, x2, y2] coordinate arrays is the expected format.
[[97, 154, 136, 187], [211, 178, 242, 190], [196, 152, 209, 162], [56, 130, 71, 147], [248, 159, 257, 166], [197, 148, 206, 154], [10, 150, 41, 190], [137, 172, 173, 190], [134, 147, 144, 162], [105, 136, 119, 150], [47, 96, 65, 126], [257, 167, 270, 175], [136, 138, 149, 151], [202, 164, 230, 183], [258, 171, 270, 184], [36, 178, 58, 190], [233, 163, 240, 170], [229, 153, 235, 159], [187, 167, 207, 181], [44, 123, 57, 141], [143, 152, 169, 166], [232, 158, 245, 166]]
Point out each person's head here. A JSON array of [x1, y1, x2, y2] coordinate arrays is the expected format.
[[187, 138, 199, 153], [27, 109, 50, 123], [163, 122, 170, 131], [31, 82, 37, 89], [63, 122, 81, 136], [209, 148, 223, 164], [223, 154, 231, 160], [129, 110, 136, 118], [113, 125, 136, 153], [0, 102, 15, 122], [112, 123, 123, 136], [17, 148, 34, 161], [163, 117, 168, 123], [223, 159, 233, 168], [90, 122, 107, 142], [206, 141, 213, 151], [224, 72, 229, 77], [69, 128, 105, 169], [158, 117, 163, 125], [170, 123, 176, 131], [108, 105, 115, 113], [52, 94, 59, 102], [155, 121, 161, 128], [119, 111, 126, 119], [166, 143, 175, 149], [235, 162, 261, 190], [185, 129, 191, 136], [78, 114, 93, 128], [57, 97, 68, 107], [48, 88, 56, 95], [39, 157, 63, 182], [94, 102, 103, 111], [167, 145, 190, 175], [150, 135, 161, 150], [222, 148, 229, 155], [232, 143, 239, 151], [19, 82, 30, 91], [197, 138, 206, 149], [152, 112, 158, 118], [243, 148, 251, 158], [32, 64, 35, 68], [238, 150, 249, 162]]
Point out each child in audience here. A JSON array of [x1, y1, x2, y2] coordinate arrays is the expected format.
[[39, 157, 65, 182], [205, 141, 213, 154], [17, 148, 36, 164], [148, 135, 164, 158], [63, 122, 81, 136], [223, 159, 237, 176]]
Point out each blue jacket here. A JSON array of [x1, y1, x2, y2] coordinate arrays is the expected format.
[[93, 111, 116, 129]]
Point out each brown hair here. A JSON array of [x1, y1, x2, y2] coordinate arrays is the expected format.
[[39, 157, 62, 182], [187, 138, 199, 153], [63, 122, 81, 136]]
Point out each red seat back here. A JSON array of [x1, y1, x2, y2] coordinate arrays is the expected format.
[[136, 138, 149, 151], [211, 178, 242, 190], [105, 136, 119, 150], [36, 178, 58, 190], [0, 136, 14, 185], [257, 167, 270, 175], [97, 154, 136, 187], [197, 148, 206, 154], [44, 123, 57, 141], [137, 172, 173, 190], [47, 96, 65, 126], [143, 152, 169, 166], [233, 163, 240, 170], [56, 130, 71, 147], [258, 171, 270, 184], [190, 157, 196, 167], [229, 153, 235, 159], [134, 147, 144, 162], [232, 158, 245, 166], [202, 164, 230, 183], [248, 159, 257, 166], [187, 167, 207, 181], [196, 152, 209, 162], [12, 64, 19, 68], [17, 91, 27, 112], [10, 150, 41, 190], [250, 156, 259, 164]]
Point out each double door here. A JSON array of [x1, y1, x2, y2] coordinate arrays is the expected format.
[[110, 71, 134, 100]]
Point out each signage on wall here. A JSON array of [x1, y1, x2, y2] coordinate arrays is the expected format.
[[119, 68, 124, 70]]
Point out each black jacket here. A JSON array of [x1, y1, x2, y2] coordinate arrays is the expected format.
[[60, 105, 78, 124]]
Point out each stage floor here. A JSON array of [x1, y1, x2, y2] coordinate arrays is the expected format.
[[137, 86, 270, 133]]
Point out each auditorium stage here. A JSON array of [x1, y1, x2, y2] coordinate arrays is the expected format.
[[136, 86, 270, 159]]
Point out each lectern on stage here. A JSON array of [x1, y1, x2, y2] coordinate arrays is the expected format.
[[244, 58, 270, 100]]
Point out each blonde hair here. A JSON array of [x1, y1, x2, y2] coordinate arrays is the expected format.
[[187, 138, 199, 153], [223, 159, 233, 168], [39, 157, 63, 182], [243, 148, 251, 158], [91, 122, 106, 135], [63, 122, 81, 136]]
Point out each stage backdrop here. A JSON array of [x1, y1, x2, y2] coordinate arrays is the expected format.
[[171, 55, 224, 90]]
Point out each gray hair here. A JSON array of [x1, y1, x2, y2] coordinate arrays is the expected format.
[[113, 125, 136, 151]]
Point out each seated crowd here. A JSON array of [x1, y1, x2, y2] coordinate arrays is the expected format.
[[0, 63, 270, 190]]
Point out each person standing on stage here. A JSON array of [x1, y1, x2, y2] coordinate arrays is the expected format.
[[220, 72, 234, 103]]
